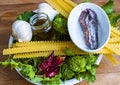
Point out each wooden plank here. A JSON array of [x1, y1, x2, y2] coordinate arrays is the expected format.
[[13, 80, 33, 85], [0, 0, 44, 5], [0, 3, 39, 18], [114, 0, 120, 13], [0, 80, 13, 85], [97, 55, 120, 73], [90, 72, 120, 85], [73, 0, 109, 6]]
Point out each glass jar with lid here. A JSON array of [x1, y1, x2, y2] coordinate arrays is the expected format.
[[30, 12, 53, 40]]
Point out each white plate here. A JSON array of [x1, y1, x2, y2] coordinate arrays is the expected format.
[[9, 36, 103, 85], [68, 2, 110, 53]]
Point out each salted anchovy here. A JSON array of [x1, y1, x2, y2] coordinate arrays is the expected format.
[[80, 9, 98, 50]]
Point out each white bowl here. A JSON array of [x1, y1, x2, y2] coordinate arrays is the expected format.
[[68, 2, 111, 53]]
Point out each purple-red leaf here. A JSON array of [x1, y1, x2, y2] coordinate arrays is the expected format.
[[51, 56, 64, 67], [40, 51, 54, 70], [45, 68, 59, 78]]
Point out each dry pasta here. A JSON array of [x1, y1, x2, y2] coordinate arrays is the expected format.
[[63, 0, 77, 8]]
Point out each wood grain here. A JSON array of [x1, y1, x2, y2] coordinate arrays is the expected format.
[[0, 0, 120, 85]]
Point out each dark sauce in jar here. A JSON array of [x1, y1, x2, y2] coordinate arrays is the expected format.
[[34, 19, 46, 26]]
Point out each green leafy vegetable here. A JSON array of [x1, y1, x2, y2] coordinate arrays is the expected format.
[[53, 14, 68, 35], [81, 71, 96, 82], [16, 11, 35, 22], [52, 14, 70, 41], [68, 56, 87, 72], [102, 0, 120, 28], [0, 58, 36, 80], [20, 65, 35, 79], [83, 0, 89, 2], [60, 63, 75, 80], [40, 74, 61, 85], [102, 0, 114, 15]]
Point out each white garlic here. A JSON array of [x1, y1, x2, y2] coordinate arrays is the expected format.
[[12, 20, 32, 42], [37, 3, 58, 21]]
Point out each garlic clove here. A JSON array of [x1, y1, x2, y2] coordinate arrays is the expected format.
[[12, 20, 32, 42], [37, 3, 58, 21]]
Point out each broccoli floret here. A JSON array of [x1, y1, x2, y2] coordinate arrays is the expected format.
[[87, 54, 97, 64], [67, 56, 87, 72], [60, 63, 74, 80], [53, 14, 68, 35]]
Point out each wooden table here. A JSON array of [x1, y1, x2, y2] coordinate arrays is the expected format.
[[0, 0, 120, 85]]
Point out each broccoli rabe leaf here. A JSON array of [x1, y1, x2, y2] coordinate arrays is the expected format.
[[102, 0, 114, 15], [16, 11, 35, 22], [20, 65, 36, 80], [31, 76, 43, 83], [108, 14, 120, 28], [0, 56, 36, 80], [102, 0, 120, 28], [81, 71, 96, 82], [40, 74, 61, 85]]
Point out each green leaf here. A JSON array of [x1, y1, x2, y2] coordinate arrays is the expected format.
[[60, 63, 74, 80], [109, 14, 120, 28], [16, 11, 35, 22], [83, 0, 89, 2], [65, 48, 74, 56], [20, 65, 35, 80], [32, 76, 42, 83], [41, 74, 61, 85], [0, 59, 36, 80], [102, 0, 114, 15], [81, 71, 96, 82], [102, 0, 120, 28]]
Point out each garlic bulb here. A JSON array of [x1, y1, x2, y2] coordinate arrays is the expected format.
[[37, 3, 58, 21], [12, 20, 32, 42]]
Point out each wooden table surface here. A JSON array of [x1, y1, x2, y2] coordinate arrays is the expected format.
[[0, 0, 120, 85]]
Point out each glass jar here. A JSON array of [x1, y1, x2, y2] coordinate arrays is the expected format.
[[30, 13, 53, 40]]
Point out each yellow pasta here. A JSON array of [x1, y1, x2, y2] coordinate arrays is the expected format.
[[12, 41, 73, 47], [105, 44, 120, 55], [106, 43, 120, 49], [13, 51, 66, 59], [45, 0, 68, 18], [111, 28, 120, 37], [104, 54, 118, 66], [55, 0, 70, 13], [3, 41, 77, 55], [13, 47, 112, 59], [110, 31, 119, 38], [108, 38, 120, 43], [3, 41, 114, 58], [59, 0, 73, 13], [63, 0, 77, 8]]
